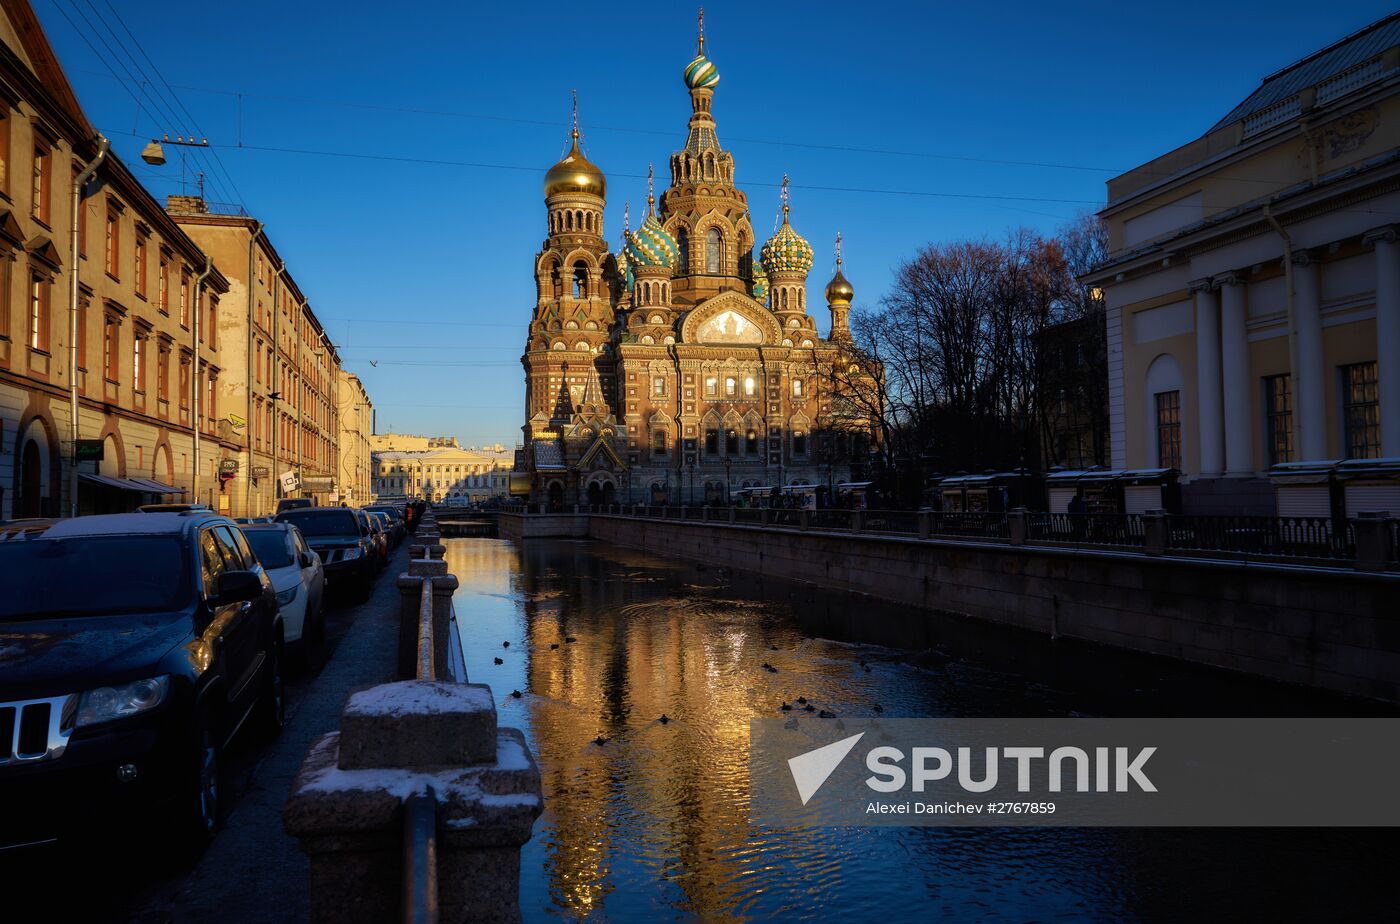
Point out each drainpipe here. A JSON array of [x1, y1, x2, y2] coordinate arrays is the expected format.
[[68, 134, 109, 518], [245, 221, 263, 516], [1264, 204, 1302, 457], [192, 256, 212, 507]]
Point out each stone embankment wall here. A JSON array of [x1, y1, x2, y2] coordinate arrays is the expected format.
[[584, 514, 1400, 704]]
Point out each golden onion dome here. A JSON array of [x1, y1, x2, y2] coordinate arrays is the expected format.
[[825, 268, 854, 304], [544, 134, 606, 200]]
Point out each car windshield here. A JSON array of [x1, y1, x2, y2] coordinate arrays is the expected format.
[[277, 509, 358, 538], [0, 535, 191, 619], [243, 529, 293, 568]]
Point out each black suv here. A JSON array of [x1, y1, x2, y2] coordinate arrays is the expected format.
[[0, 511, 285, 853], [275, 507, 375, 601]]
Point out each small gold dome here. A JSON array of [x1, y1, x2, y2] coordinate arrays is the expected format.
[[544, 136, 606, 199], [825, 269, 854, 304]]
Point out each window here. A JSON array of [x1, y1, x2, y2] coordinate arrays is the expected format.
[[1154, 390, 1182, 470], [27, 272, 48, 351], [1342, 361, 1380, 460], [105, 208, 119, 277], [792, 379, 804, 397], [677, 229, 689, 274], [725, 377, 736, 397], [179, 353, 190, 407], [705, 376, 717, 396], [1263, 374, 1292, 466], [726, 428, 739, 456], [793, 431, 808, 456], [746, 429, 759, 454], [179, 271, 190, 327], [158, 258, 169, 314], [31, 143, 50, 223], [0, 252, 10, 341], [103, 314, 119, 382], [134, 234, 147, 297], [75, 294, 87, 369], [157, 343, 169, 400], [0, 108, 8, 193], [744, 376, 755, 397], [207, 295, 218, 348], [705, 428, 719, 455], [705, 227, 722, 274], [652, 376, 665, 397], [132, 332, 144, 392], [652, 430, 667, 455], [73, 165, 86, 256]]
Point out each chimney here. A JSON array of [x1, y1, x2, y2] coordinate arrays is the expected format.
[[166, 194, 209, 215]]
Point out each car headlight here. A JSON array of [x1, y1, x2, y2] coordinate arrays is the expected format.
[[343, 547, 362, 560], [76, 676, 171, 727], [275, 585, 299, 607]]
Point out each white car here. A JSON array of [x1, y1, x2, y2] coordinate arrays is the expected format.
[[241, 522, 326, 664]]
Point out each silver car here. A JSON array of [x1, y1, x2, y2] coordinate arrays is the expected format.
[[241, 522, 326, 666]]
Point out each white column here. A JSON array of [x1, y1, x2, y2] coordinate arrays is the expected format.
[[1364, 227, 1400, 457], [1291, 254, 1327, 461], [1219, 274, 1253, 475], [1192, 279, 1224, 476]]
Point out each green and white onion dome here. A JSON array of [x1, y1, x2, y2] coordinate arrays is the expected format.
[[751, 263, 769, 301], [761, 221, 814, 277], [625, 213, 679, 270], [683, 54, 720, 90]]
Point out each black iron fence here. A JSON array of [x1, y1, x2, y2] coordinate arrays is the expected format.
[[511, 504, 1393, 569]]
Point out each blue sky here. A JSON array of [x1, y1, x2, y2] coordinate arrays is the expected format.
[[33, 0, 1397, 447]]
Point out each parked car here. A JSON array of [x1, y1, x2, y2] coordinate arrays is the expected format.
[[0, 511, 285, 853], [241, 523, 325, 666], [275, 498, 314, 515], [365, 505, 405, 547], [275, 507, 374, 602], [360, 509, 388, 570], [368, 511, 400, 549], [235, 516, 274, 525]]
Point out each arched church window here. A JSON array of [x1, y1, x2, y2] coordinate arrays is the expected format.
[[573, 263, 588, 298], [739, 249, 753, 281], [706, 228, 722, 274], [677, 229, 690, 274]]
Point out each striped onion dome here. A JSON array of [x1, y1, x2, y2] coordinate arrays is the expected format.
[[761, 220, 814, 277], [751, 262, 769, 301], [683, 54, 720, 90], [625, 213, 679, 270]]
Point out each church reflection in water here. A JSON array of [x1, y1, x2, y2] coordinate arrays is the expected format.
[[444, 537, 1398, 922]]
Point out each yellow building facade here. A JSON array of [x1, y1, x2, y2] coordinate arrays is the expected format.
[[0, 0, 237, 519], [1087, 14, 1400, 515]]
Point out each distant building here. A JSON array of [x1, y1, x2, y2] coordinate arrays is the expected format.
[[517, 17, 877, 507], [0, 1, 233, 518], [337, 371, 372, 505], [1086, 14, 1400, 515], [372, 442, 514, 502], [370, 433, 465, 452], [1038, 313, 1109, 471]]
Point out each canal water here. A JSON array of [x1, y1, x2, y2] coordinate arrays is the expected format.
[[446, 537, 1395, 922]]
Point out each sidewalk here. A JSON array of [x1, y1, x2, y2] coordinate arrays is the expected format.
[[130, 545, 409, 923]]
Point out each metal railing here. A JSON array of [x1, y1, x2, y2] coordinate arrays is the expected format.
[[568, 505, 1389, 569]]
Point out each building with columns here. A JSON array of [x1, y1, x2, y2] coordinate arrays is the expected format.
[[371, 438, 513, 502], [517, 15, 877, 507], [1086, 13, 1400, 515]]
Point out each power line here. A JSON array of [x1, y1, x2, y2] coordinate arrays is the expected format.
[[92, 0, 246, 208]]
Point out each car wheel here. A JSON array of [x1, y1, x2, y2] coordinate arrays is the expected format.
[[178, 706, 222, 852], [255, 639, 286, 739]]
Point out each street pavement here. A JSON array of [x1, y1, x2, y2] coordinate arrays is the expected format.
[[33, 543, 409, 923]]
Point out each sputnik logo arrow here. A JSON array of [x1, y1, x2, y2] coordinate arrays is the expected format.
[[788, 732, 865, 805]]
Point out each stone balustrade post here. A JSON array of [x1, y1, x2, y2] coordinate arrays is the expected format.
[[728, 507, 736, 524], [851, 510, 864, 533], [284, 680, 542, 924], [1352, 511, 1394, 572], [917, 508, 932, 539], [759, 508, 769, 527], [1142, 510, 1169, 557], [1007, 507, 1028, 546], [395, 565, 459, 681], [799, 509, 810, 531], [702, 506, 711, 522]]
